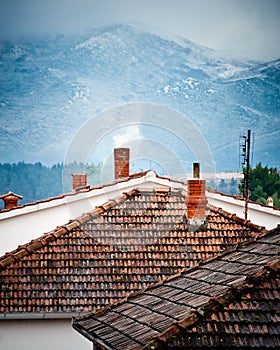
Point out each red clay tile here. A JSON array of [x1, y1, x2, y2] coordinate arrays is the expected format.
[[0, 189, 266, 317]]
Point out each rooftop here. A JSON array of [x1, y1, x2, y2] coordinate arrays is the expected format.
[[73, 227, 280, 350], [0, 170, 185, 255], [0, 187, 265, 316]]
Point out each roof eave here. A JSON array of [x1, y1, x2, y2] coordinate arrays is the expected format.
[[0, 312, 87, 320], [72, 320, 113, 350]]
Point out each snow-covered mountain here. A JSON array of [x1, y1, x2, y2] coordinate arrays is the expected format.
[[0, 24, 279, 171]]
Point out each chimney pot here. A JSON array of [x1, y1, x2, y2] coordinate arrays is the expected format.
[[71, 174, 88, 191], [0, 191, 23, 210], [193, 163, 200, 179], [266, 196, 273, 207], [114, 148, 130, 180]]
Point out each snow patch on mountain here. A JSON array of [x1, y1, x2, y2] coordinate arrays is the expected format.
[[0, 24, 279, 170]]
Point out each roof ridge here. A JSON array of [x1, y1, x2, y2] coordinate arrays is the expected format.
[[209, 204, 267, 233], [144, 257, 280, 349], [137, 187, 185, 196], [0, 189, 138, 268]]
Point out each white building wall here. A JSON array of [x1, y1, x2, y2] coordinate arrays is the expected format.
[[0, 171, 184, 256], [207, 191, 280, 230], [0, 319, 91, 350]]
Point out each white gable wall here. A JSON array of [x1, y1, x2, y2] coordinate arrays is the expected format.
[[0, 319, 90, 350], [207, 190, 280, 230], [0, 171, 185, 256]]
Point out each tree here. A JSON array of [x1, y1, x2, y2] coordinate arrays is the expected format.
[[218, 179, 227, 193], [229, 177, 238, 195], [0, 161, 104, 207], [239, 163, 280, 208]]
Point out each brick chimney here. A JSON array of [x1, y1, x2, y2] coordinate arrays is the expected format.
[[0, 191, 23, 210], [114, 148, 130, 180], [71, 174, 88, 191], [186, 163, 207, 227]]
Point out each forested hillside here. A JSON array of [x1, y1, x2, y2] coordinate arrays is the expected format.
[[0, 162, 102, 208]]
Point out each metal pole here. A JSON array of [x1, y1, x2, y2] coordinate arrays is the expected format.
[[244, 129, 251, 220]]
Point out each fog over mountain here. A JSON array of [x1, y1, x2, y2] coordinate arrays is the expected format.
[[0, 24, 279, 172]]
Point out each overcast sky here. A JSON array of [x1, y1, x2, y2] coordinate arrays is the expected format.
[[0, 0, 279, 60]]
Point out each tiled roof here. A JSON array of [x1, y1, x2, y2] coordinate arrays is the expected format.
[[167, 271, 280, 349], [0, 188, 265, 315], [73, 228, 280, 350]]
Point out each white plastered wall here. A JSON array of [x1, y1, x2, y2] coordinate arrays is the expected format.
[[0, 171, 185, 256], [0, 319, 91, 350], [207, 190, 280, 230]]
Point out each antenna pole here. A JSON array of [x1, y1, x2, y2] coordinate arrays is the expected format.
[[244, 129, 251, 220]]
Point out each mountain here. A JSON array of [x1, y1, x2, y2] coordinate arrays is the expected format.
[[0, 24, 279, 172]]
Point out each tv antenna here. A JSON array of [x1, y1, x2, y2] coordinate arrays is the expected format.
[[239, 130, 252, 220]]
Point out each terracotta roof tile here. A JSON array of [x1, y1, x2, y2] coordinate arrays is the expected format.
[[0, 188, 265, 316], [166, 272, 280, 348]]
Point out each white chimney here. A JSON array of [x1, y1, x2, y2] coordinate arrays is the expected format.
[[266, 196, 273, 207]]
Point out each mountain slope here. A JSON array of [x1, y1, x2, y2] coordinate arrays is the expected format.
[[0, 24, 279, 171]]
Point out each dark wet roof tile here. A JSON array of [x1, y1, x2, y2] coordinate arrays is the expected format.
[[72, 228, 280, 350]]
